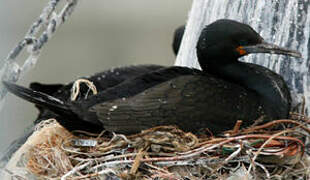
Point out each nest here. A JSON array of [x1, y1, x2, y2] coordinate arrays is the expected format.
[[2, 113, 310, 180]]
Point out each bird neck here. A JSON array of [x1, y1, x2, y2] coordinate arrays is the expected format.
[[206, 61, 290, 119]]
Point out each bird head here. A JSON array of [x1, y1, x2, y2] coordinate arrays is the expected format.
[[172, 25, 185, 56], [196, 19, 301, 70]]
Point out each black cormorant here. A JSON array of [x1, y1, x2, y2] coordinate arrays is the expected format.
[[3, 19, 301, 135]]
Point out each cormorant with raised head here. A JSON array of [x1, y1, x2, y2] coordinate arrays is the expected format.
[[3, 19, 301, 135]]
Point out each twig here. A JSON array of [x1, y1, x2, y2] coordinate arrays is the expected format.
[[247, 129, 294, 174], [224, 144, 242, 163], [232, 120, 243, 134], [74, 169, 116, 179], [241, 119, 310, 134], [61, 161, 91, 180], [255, 161, 271, 179], [129, 149, 144, 176]]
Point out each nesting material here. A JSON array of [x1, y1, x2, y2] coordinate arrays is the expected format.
[[2, 119, 73, 179], [71, 79, 98, 101], [2, 113, 310, 180]]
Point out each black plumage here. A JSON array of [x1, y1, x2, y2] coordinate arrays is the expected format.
[[4, 19, 301, 135], [29, 65, 164, 123]]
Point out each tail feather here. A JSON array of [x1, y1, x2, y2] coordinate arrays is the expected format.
[[30, 82, 64, 96], [3, 81, 70, 115], [3, 81, 105, 134]]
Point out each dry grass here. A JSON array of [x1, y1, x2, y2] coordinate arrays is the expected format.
[[2, 113, 310, 180]]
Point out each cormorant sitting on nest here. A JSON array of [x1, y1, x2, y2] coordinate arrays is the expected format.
[[4, 19, 301, 135]]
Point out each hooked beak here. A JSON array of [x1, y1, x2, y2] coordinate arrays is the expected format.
[[239, 41, 302, 58]]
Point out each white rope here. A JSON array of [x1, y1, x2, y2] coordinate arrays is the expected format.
[[71, 79, 98, 101]]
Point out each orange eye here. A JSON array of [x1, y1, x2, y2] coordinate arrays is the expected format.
[[236, 46, 247, 55]]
